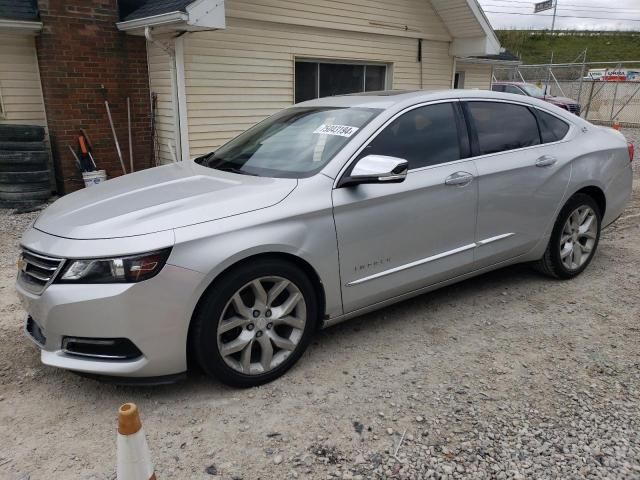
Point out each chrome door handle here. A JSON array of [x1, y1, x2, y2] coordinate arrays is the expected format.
[[536, 155, 557, 167], [445, 171, 474, 187]]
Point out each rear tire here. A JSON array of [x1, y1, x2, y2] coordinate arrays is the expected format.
[[0, 151, 48, 171], [191, 259, 318, 387], [0, 141, 46, 151], [535, 193, 601, 279], [0, 170, 49, 184]]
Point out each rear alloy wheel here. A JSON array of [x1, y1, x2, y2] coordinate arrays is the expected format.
[[535, 193, 601, 279], [559, 206, 598, 271], [192, 260, 317, 387]]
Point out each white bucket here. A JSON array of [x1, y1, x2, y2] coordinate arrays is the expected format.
[[82, 170, 107, 188]]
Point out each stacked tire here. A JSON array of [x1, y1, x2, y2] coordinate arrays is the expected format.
[[0, 124, 51, 210]]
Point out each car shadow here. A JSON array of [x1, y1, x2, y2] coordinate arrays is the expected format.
[[63, 262, 548, 397]]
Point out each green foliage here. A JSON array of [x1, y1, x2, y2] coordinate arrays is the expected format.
[[496, 31, 640, 65]]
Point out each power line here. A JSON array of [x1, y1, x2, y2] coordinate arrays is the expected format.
[[483, 10, 640, 21], [483, 4, 640, 14], [480, 0, 633, 6], [481, 0, 640, 9], [483, 3, 640, 14]]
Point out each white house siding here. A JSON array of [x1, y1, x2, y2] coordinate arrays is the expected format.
[[430, 0, 485, 38], [147, 40, 179, 165], [0, 33, 46, 126], [225, 0, 451, 40], [456, 62, 492, 90], [183, 15, 453, 157]]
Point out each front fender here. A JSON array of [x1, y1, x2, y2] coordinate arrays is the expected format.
[[170, 177, 342, 320]]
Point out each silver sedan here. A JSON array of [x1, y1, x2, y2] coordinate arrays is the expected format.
[[17, 90, 634, 387]]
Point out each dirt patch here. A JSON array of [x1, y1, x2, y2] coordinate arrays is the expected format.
[[0, 129, 639, 479]]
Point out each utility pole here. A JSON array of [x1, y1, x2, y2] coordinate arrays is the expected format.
[[535, 0, 559, 96]]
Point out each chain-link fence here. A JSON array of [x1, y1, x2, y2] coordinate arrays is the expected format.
[[494, 62, 640, 126]]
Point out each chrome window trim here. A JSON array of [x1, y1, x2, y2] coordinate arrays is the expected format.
[[333, 98, 463, 188], [347, 233, 515, 286], [462, 97, 574, 140], [333, 98, 576, 188]]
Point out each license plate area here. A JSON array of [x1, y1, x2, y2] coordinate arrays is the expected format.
[[25, 316, 47, 346]]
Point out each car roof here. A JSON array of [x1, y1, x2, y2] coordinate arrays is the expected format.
[[294, 89, 543, 108], [293, 89, 587, 126], [294, 90, 438, 109]]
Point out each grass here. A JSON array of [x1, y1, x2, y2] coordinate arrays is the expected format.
[[496, 30, 640, 66]]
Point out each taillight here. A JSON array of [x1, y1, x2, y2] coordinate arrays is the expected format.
[[629, 142, 635, 162]]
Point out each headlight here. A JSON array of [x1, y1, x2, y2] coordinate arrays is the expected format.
[[56, 248, 172, 284]]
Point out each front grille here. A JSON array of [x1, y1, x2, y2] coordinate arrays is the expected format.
[[18, 248, 65, 295], [566, 104, 581, 115]]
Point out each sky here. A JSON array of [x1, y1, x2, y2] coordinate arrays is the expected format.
[[477, 0, 640, 31]]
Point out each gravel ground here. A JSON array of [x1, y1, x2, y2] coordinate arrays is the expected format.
[[1, 129, 639, 480]]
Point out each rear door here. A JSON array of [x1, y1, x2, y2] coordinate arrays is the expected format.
[[332, 102, 478, 313], [463, 100, 573, 268]]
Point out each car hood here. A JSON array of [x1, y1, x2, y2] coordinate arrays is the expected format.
[[34, 161, 298, 239]]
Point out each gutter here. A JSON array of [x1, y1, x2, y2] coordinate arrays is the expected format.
[[456, 57, 521, 66], [116, 12, 188, 32], [0, 19, 43, 32]]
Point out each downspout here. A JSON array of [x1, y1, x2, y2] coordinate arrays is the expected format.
[[174, 34, 190, 162], [451, 57, 457, 88], [418, 39, 423, 89], [144, 26, 185, 162]]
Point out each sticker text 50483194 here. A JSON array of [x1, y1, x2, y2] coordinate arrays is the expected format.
[[313, 124, 360, 137]]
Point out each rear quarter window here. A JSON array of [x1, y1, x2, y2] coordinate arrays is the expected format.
[[536, 110, 570, 143]]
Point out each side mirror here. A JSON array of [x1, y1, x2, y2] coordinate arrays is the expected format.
[[339, 155, 409, 187]]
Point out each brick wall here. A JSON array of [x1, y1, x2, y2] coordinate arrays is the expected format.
[[36, 0, 152, 194]]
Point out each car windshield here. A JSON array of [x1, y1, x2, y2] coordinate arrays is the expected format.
[[197, 106, 380, 178], [521, 84, 546, 97]]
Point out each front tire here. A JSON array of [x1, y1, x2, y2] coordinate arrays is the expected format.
[[191, 259, 318, 387], [535, 193, 601, 279]]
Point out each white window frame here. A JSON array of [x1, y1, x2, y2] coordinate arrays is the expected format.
[[294, 58, 391, 103]]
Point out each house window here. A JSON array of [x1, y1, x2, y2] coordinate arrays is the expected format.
[[295, 60, 387, 103], [454, 72, 465, 89]]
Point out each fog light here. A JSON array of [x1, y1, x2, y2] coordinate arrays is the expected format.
[[61, 337, 142, 360]]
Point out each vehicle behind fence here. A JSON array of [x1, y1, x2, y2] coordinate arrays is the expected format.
[[494, 62, 640, 126]]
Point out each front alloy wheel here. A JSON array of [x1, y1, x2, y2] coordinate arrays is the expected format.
[[192, 259, 317, 387], [217, 277, 307, 375]]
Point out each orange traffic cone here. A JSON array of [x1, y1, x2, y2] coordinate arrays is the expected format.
[[117, 403, 156, 480], [613, 120, 621, 130]]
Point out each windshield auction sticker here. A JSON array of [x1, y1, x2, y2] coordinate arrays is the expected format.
[[313, 124, 360, 137]]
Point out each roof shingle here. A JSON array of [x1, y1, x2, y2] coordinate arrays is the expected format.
[[123, 0, 194, 21]]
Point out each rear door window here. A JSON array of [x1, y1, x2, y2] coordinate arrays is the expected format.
[[361, 103, 462, 169], [492, 85, 505, 92], [536, 110, 570, 143], [466, 101, 541, 155]]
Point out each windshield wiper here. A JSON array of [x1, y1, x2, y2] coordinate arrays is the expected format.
[[215, 166, 258, 176]]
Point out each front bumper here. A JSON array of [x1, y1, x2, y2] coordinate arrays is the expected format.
[[17, 230, 206, 378]]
